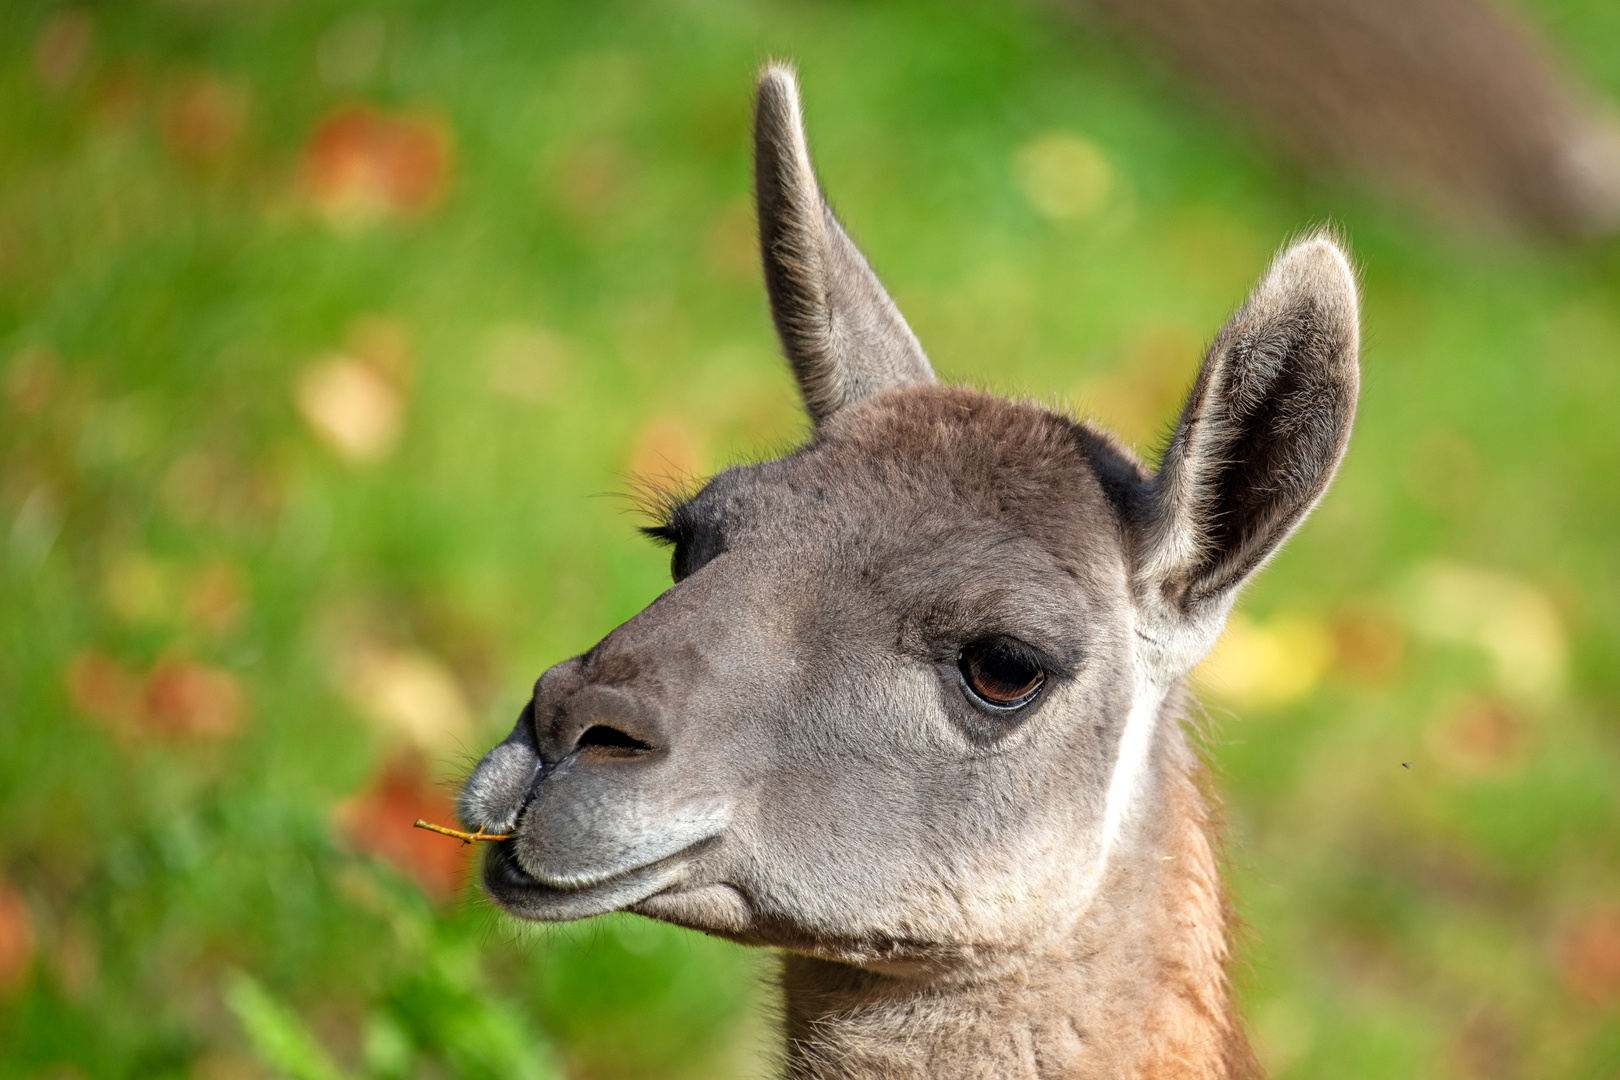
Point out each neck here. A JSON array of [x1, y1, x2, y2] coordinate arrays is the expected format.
[[777, 708, 1259, 1080]]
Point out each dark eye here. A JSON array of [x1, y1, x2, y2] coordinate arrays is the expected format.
[[958, 639, 1046, 710], [642, 523, 723, 583]]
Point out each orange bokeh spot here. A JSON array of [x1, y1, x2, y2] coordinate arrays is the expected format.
[[0, 882, 34, 993], [67, 650, 244, 739], [336, 756, 472, 901], [304, 106, 451, 223], [1562, 908, 1620, 1005]]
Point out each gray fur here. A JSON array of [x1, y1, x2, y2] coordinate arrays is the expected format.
[[462, 66, 1359, 1079]]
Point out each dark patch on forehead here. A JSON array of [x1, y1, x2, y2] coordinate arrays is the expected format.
[[1071, 418, 1153, 529], [809, 385, 1149, 560], [650, 384, 1150, 582]]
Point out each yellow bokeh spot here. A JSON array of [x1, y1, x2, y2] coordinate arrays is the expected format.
[[339, 643, 474, 755], [1013, 132, 1113, 222], [1401, 562, 1566, 700], [1194, 613, 1333, 708], [295, 355, 405, 464]]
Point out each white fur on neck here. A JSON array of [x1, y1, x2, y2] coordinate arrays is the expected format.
[[1097, 666, 1169, 867], [1087, 586, 1235, 898], [1088, 609, 1223, 891]]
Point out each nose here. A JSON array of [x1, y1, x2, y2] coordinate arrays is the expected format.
[[531, 658, 667, 765]]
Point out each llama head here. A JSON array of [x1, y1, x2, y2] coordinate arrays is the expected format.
[[459, 64, 1358, 970]]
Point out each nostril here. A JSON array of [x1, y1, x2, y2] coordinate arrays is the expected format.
[[574, 723, 655, 755]]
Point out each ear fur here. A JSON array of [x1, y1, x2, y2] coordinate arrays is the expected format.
[[1140, 233, 1360, 619], [754, 63, 935, 423]]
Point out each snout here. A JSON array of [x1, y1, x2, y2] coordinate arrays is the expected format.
[[530, 656, 668, 764], [459, 655, 732, 921]]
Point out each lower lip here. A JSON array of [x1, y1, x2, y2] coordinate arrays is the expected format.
[[487, 839, 546, 889]]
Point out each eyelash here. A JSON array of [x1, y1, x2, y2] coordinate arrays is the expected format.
[[641, 524, 682, 547], [640, 526, 689, 581]]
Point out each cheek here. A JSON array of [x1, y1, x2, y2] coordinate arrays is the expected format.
[[719, 662, 1128, 947], [1040, 675, 1128, 820], [961, 677, 1123, 867], [934, 763, 1115, 941], [719, 672, 966, 917]]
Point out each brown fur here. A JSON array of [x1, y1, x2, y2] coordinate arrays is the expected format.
[[1082, 0, 1620, 235]]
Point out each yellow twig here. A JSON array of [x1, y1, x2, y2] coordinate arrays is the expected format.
[[413, 819, 512, 844]]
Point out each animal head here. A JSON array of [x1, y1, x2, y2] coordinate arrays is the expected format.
[[460, 64, 1358, 970]]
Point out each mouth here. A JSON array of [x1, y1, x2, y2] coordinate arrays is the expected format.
[[481, 835, 719, 922]]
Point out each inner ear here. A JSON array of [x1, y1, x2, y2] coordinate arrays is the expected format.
[[1194, 324, 1347, 596], [1143, 234, 1360, 611]]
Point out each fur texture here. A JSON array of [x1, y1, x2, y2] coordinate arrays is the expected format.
[[754, 65, 936, 422], [459, 65, 1359, 1078]]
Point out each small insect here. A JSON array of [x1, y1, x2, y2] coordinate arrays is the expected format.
[[414, 819, 511, 844], [1401, 762, 1410, 769]]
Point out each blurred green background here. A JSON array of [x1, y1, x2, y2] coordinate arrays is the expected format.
[[2, 1, 1619, 1077]]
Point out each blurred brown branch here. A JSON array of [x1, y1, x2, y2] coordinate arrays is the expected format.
[[1074, 0, 1620, 236]]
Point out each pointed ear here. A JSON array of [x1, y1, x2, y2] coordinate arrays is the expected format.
[[754, 63, 935, 424], [1138, 234, 1360, 621]]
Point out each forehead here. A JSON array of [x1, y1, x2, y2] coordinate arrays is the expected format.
[[681, 385, 1144, 586]]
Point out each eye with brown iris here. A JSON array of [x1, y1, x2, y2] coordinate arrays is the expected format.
[[957, 639, 1046, 710]]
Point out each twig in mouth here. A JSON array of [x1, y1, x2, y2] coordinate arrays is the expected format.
[[413, 819, 512, 844]]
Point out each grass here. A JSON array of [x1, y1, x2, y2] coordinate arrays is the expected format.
[[2, 0, 1619, 1077]]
